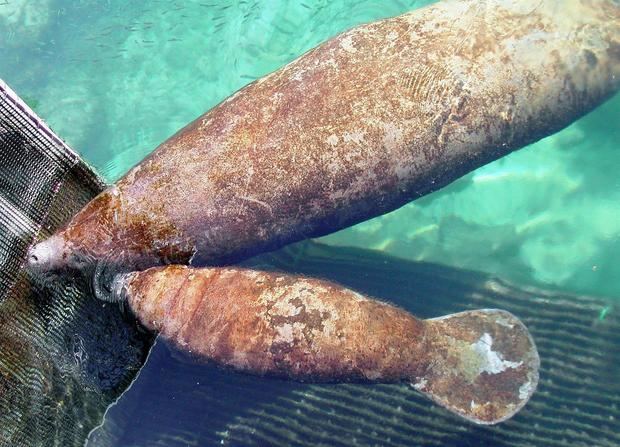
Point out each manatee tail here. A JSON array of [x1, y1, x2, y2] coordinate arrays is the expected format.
[[415, 309, 539, 424]]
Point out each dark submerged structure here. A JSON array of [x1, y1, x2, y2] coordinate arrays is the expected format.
[[0, 80, 153, 447]]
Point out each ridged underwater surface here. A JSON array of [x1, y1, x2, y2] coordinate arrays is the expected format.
[[1, 0, 618, 299]]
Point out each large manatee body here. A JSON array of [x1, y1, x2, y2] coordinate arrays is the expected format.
[[29, 0, 620, 271]]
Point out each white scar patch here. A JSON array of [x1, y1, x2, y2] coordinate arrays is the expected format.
[[412, 377, 427, 391], [472, 333, 522, 374], [340, 34, 357, 53], [519, 380, 534, 400], [275, 323, 294, 344], [326, 134, 339, 146]]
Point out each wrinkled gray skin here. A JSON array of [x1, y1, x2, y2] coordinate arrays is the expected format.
[[29, 0, 620, 273]]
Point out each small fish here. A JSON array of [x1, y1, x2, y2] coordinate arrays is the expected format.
[[112, 265, 539, 424]]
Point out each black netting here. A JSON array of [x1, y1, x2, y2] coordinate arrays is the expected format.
[[0, 80, 154, 447]]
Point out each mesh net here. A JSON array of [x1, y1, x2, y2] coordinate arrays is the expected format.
[[0, 79, 154, 447]]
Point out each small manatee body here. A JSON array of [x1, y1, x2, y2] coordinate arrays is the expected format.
[[112, 265, 539, 425], [29, 0, 620, 272]]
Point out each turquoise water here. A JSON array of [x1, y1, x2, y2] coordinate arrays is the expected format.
[[1, 0, 619, 299]]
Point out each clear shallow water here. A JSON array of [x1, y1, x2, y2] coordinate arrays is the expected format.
[[1, 0, 618, 299]]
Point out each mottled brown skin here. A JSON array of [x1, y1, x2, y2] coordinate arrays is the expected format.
[[117, 266, 539, 424], [29, 0, 620, 271], [124, 266, 428, 382]]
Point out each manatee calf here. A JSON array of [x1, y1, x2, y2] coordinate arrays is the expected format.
[[28, 0, 620, 272], [111, 265, 539, 424]]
